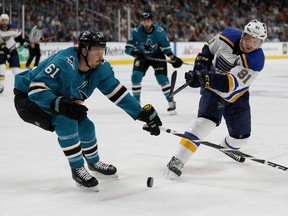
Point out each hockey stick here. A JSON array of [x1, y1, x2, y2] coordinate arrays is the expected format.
[[160, 126, 288, 172], [30, 36, 55, 45], [37, 36, 55, 43], [147, 57, 194, 66], [169, 70, 177, 97], [170, 81, 191, 97]]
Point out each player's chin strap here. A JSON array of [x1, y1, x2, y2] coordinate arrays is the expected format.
[[82, 52, 92, 69]]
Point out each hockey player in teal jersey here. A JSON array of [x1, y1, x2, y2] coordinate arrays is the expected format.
[[14, 31, 162, 191], [125, 12, 183, 115], [165, 20, 267, 178]]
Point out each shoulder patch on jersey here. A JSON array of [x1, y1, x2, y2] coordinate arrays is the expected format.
[[156, 26, 164, 33], [219, 35, 234, 48], [66, 56, 75, 70]]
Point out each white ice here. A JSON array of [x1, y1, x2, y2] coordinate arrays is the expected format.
[[0, 60, 288, 216]]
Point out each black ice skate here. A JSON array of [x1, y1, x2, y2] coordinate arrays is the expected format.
[[163, 156, 184, 179], [88, 161, 118, 178], [222, 151, 246, 163], [167, 100, 176, 115], [71, 166, 99, 191]]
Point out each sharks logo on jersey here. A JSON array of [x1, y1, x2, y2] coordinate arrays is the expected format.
[[76, 80, 88, 100], [125, 23, 173, 58], [141, 38, 158, 54]]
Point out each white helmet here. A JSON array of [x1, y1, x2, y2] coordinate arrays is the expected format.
[[244, 19, 267, 42], [0, 14, 9, 21]]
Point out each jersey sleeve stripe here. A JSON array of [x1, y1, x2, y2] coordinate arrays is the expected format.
[[224, 87, 249, 102], [106, 84, 128, 104], [28, 83, 50, 95], [160, 46, 171, 51], [29, 82, 49, 89], [125, 44, 135, 49], [219, 35, 234, 48], [227, 74, 235, 92], [241, 54, 249, 68]]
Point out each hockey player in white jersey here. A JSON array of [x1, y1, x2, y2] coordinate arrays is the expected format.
[[165, 19, 267, 178], [0, 14, 28, 93]]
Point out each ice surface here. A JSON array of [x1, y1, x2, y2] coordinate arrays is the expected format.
[[1, 60, 288, 216]]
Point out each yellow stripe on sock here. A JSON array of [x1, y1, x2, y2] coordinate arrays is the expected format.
[[180, 138, 198, 153]]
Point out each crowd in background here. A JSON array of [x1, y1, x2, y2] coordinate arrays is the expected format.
[[6, 0, 288, 42]]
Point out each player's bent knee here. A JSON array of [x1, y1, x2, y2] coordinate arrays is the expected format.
[[187, 117, 217, 139]]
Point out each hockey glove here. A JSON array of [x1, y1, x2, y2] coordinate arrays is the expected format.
[[185, 70, 201, 88], [195, 69, 211, 88], [193, 55, 212, 71], [0, 43, 10, 55], [131, 50, 146, 60], [171, 56, 183, 68], [23, 41, 30, 48], [51, 96, 88, 121], [185, 69, 211, 88], [138, 104, 162, 136]]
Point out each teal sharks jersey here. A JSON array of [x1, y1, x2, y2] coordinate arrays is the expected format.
[[125, 24, 173, 57], [14, 47, 143, 119]]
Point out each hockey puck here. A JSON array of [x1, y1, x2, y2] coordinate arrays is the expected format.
[[147, 177, 154, 188]]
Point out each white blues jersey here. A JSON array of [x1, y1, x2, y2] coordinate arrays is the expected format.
[[0, 23, 21, 50], [206, 28, 265, 102]]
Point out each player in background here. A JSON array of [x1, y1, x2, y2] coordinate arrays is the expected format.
[[25, 19, 44, 69], [165, 20, 267, 178], [125, 12, 183, 115], [14, 31, 162, 191], [0, 14, 28, 93]]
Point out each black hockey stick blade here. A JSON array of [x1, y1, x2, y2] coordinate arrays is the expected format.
[[169, 71, 177, 97], [160, 126, 288, 172], [170, 81, 190, 97]]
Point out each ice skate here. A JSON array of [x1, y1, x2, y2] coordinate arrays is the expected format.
[[163, 156, 183, 179], [167, 100, 177, 115], [71, 166, 99, 192], [88, 161, 118, 178], [0, 86, 4, 93]]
